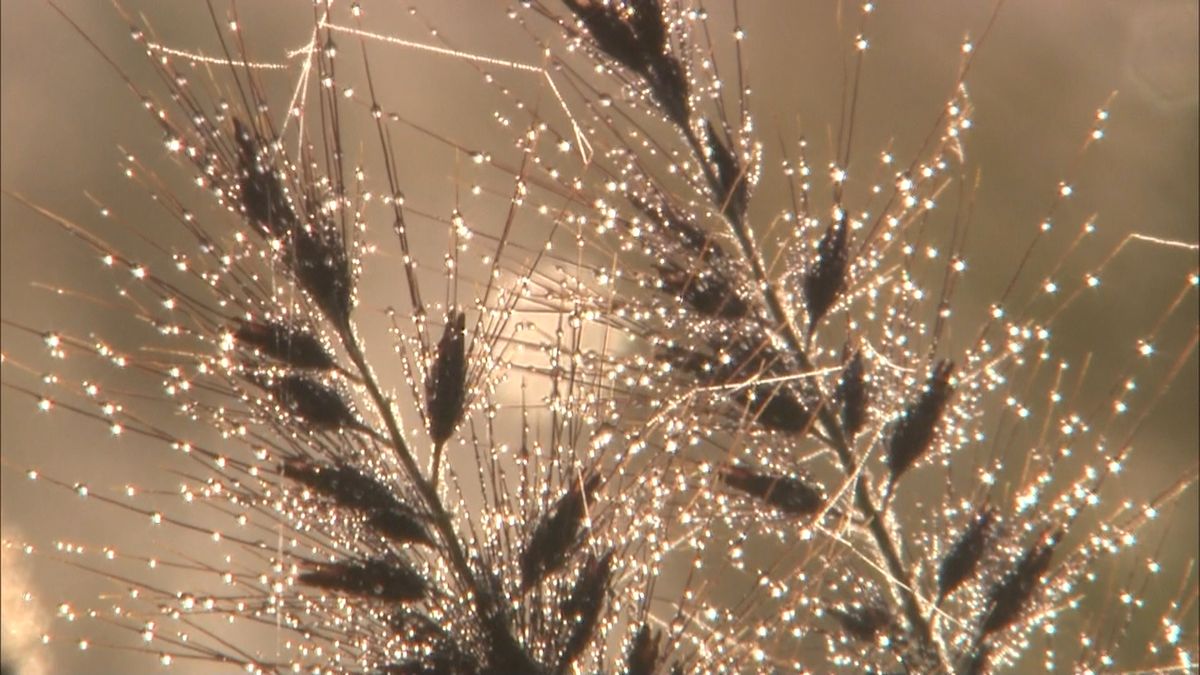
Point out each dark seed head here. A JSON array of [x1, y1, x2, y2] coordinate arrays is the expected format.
[[282, 459, 432, 547], [624, 623, 662, 675], [379, 624, 477, 675], [559, 550, 615, 670], [298, 557, 426, 603], [632, 196, 724, 260], [828, 602, 893, 642], [657, 265, 749, 319], [563, 0, 645, 72], [234, 118, 296, 239], [749, 384, 814, 435], [290, 227, 354, 332], [482, 619, 544, 675], [722, 466, 824, 517], [804, 215, 850, 332], [520, 473, 602, 591], [700, 118, 749, 223], [937, 508, 996, 603], [563, 0, 689, 127], [380, 613, 476, 674], [265, 373, 360, 432], [234, 118, 353, 330], [886, 360, 955, 485], [980, 527, 1061, 636], [426, 310, 468, 447], [836, 350, 868, 440], [234, 320, 335, 370]]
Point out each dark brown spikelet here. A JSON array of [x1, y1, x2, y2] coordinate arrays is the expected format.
[[520, 473, 602, 590], [426, 310, 468, 447], [233, 118, 296, 239], [481, 632, 545, 675], [828, 602, 894, 642], [282, 459, 433, 546], [804, 216, 850, 332], [657, 265, 749, 319], [559, 550, 615, 671], [980, 528, 1062, 636], [627, 0, 688, 126], [633, 197, 724, 260], [380, 617, 477, 675], [750, 385, 814, 435], [298, 557, 427, 603], [562, 0, 689, 127], [234, 320, 335, 370], [380, 613, 476, 675], [234, 119, 353, 330], [835, 350, 868, 440], [267, 373, 359, 432], [722, 466, 824, 517], [886, 360, 955, 486], [937, 508, 996, 603], [289, 226, 354, 332], [700, 118, 749, 223], [624, 623, 662, 675]]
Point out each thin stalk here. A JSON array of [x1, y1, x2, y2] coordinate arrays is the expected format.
[[339, 329, 521, 661], [680, 121, 947, 672]]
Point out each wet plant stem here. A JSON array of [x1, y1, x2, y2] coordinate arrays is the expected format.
[[681, 122, 947, 672], [340, 328, 520, 656]]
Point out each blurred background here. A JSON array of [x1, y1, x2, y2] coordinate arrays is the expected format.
[[2, 1, 1196, 672]]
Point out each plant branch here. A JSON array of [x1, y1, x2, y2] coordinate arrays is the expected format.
[[680, 119, 948, 672], [339, 328, 524, 665]]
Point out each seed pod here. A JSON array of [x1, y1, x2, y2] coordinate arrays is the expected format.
[[624, 623, 662, 675], [836, 350, 868, 440], [828, 602, 893, 642], [282, 459, 432, 547], [937, 508, 995, 603], [267, 373, 359, 432], [886, 360, 955, 486], [426, 310, 468, 447], [700, 118, 749, 223], [234, 320, 335, 370], [559, 550, 615, 671], [722, 466, 823, 516], [657, 265, 749, 319], [520, 473, 602, 590], [980, 527, 1061, 636], [804, 215, 850, 332], [298, 557, 426, 603]]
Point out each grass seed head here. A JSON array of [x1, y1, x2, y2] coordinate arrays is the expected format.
[[886, 359, 955, 486], [234, 320, 336, 370], [426, 310, 468, 448], [299, 557, 428, 604]]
